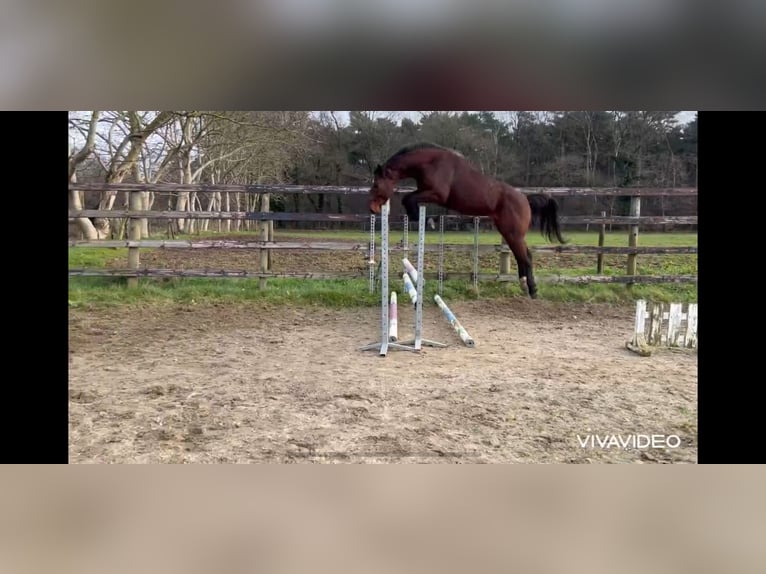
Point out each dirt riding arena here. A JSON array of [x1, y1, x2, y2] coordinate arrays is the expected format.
[[68, 297, 697, 463]]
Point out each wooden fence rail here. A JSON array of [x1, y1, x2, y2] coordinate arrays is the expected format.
[[69, 184, 697, 289], [69, 209, 697, 226], [69, 268, 698, 284], [68, 239, 697, 256], [69, 182, 698, 197]]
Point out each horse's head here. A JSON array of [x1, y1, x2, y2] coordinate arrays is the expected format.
[[369, 164, 396, 214]]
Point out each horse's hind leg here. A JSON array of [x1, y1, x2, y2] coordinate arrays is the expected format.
[[524, 246, 537, 298], [497, 225, 537, 298], [509, 238, 537, 298]]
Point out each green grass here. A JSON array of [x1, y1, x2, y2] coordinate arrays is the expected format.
[[172, 227, 697, 248], [276, 229, 698, 247], [68, 277, 377, 308], [69, 247, 129, 268], [68, 230, 697, 308], [68, 275, 697, 309]]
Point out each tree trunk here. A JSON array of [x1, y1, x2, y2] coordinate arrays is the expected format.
[[225, 192, 231, 232], [69, 173, 102, 239], [69, 111, 103, 239], [98, 111, 173, 237], [234, 193, 241, 231], [176, 157, 193, 233], [188, 191, 198, 234], [203, 193, 215, 232], [141, 191, 153, 237], [176, 192, 189, 232], [140, 191, 150, 237]]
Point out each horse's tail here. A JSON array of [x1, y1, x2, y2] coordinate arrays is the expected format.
[[527, 193, 567, 244]]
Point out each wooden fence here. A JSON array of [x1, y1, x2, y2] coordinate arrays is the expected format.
[[69, 183, 697, 287]]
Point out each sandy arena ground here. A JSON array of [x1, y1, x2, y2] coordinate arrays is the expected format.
[[68, 297, 697, 463]]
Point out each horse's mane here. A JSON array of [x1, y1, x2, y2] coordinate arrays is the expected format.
[[386, 142, 464, 165]]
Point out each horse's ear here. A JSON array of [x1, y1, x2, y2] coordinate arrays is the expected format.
[[374, 164, 383, 177]]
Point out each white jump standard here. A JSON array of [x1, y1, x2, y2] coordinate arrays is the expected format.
[[360, 202, 446, 356]]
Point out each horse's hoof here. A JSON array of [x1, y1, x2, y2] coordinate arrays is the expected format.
[[529, 292, 538, 300]]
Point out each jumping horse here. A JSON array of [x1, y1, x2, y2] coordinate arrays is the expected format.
[[368, 142, 567, 299]]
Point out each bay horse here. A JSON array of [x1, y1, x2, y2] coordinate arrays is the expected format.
[[368, 143, 567, 299]]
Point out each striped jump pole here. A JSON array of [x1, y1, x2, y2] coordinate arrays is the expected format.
[[402, 272, 417, 305], [433, 294, 476, 348], [402, 258, 419, 285], [389, 292, 398, 342]]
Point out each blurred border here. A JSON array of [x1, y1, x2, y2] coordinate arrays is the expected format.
[[1, 465, 765, 573], [4, 2, 766, 109]]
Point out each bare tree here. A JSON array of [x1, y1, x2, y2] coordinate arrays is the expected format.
[[69, 111, 101, 239], [89, 111, 175, 237]]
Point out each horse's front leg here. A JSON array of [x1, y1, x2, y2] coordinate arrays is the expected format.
[[401, 191, 420, 221], [402, 188, 445, 221]]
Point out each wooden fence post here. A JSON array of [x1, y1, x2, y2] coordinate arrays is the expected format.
[[127, 190, 141, 287], [627, 197, 640, 282], [597, 210, 606, 274], [267, 218, 274, 270], [499, 249, 511, 276], [473, 217, 480, 291], [499, 246, 511, 292], [259, 193, 270, 290]]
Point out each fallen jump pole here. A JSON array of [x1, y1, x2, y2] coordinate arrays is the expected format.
[[389, 291, 398, 342], [402, 272, 417, 305], [433, 294, 476, 348], [402, 258, 419, 285]]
